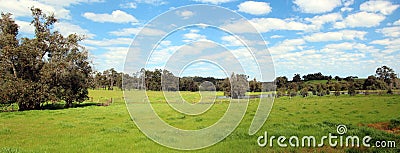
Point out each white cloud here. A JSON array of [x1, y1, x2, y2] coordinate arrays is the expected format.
[[370, 38, 400, 55], [15, 20, 35, 34], [221, 35, 242, 46], [325, 42, 356, 50], [393, 19, 400, 26], [293, 0, 342, 14], [38, 0, 104, 7], [109, 27, 165, 36], [237, 1, 272, 15], [83, 10, 138, 23], [269, 38, 305, 54], [120, 2, 137, 9], [343, 0, 354, 7], [305, 13, 342, 29], [54, 21, 95, 38], [183, 29, 207, 42], [176, 10, 194, 19], [0, 0, 71, 19], [334, 12, 385, 28], [371, 38, 400, 46], [192, 0, 234, 4], [340, 0, 354, 12], [376, 26, 400, 37], [221, 35, 265, 47], [281, 39, 305, 46], [270, 35, 283, 39], [304, 30, 367, 42], [134, 0, 167, 5], [223, 18, 317, 33], [94, 47, 130, 72], [360, 0, 399, 15]]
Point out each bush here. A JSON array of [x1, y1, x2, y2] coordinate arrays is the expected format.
[[389, 118, 400, 129]]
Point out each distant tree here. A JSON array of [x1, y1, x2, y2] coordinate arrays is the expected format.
[[316, 83, 325, 96], [347, 82, 356, 96], [230, 73, 248, 99], [376, 66, 397, 93], [302, 72, 330, 81], [275, 76, 288, 89], [161, 69, 178, 91], [287, 89, 297, 97], [277, 88, 286, 97], [222, 73, 248, 98], [363, 76, 376, 90], [249, 78, 261, 92], [179, 77, 198, 92], [292, 74, 301, 82], [221, 77, 231, 96], [334, 82, 341, 96], [334, 76, 342, 81], [300, 87, 308, 97], [344, 76, 358, 82]]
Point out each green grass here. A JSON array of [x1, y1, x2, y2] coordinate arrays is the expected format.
[[0, 90, 399, 152]]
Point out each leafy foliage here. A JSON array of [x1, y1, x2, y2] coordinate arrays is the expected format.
[[0, 8, 91, 110]]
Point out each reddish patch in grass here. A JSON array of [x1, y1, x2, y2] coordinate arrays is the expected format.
[[366, 122, 400, 135]]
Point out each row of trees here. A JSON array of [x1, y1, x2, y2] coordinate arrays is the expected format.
[[274, 66, 399, 97], [0, 8, 91, 110], [92, 66, 399, 98], [119, 69, 249, 98]]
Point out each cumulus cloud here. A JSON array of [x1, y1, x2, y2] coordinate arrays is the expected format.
[[83, 10, 138, 23], [304, 30, 367, 42], [0, 0, 71, 19], [120, 2, 137, 9], [334, 12, 385, 28], [393, 19, 400, 26], [360, 0, 399, 15], [183, 29, 207, 42], [270, 35, 283, 39], [268, 38, 305, 54], [293, 0, 342, 14], [238, 1, 272, 15], [15, 20, 35, 34], [134, 0, 167, 5], [376, 26, 400, 38], [192, 0, 234, 4], [54, 21, 95, 38], [176, 10, 194, 19], [305, 12, 342, 29], [222, 18, 318, 33]]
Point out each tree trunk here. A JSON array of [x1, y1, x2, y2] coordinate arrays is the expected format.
[[65, 100, 73, 108]]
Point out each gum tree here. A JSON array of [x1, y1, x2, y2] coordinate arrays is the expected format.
[[0, 8, 92, 110]]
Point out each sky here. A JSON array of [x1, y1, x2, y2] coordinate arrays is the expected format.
[[1, 0, 400, 81]]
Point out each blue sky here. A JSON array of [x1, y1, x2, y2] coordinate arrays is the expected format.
[[1, 0, 400, 81]]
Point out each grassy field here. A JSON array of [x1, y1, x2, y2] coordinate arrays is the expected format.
[[0, 90, 399, 152]]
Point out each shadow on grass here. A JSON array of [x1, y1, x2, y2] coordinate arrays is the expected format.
[[40, 102, 99, 110]]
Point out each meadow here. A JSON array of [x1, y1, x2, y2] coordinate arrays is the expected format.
[[0, 90, 399, 152]]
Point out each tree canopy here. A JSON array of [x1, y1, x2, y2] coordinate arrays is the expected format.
[[0, 8, 91, 110]]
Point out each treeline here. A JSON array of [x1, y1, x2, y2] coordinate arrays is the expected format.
[[91, 68, 255, 92], [93, 65, 399, 99], [275, 66, 399, 97]]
